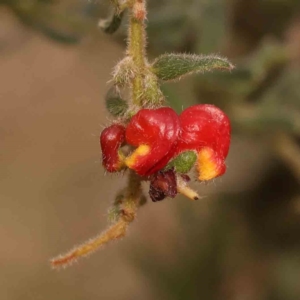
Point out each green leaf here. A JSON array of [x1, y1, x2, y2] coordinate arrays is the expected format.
[[166, 151, 197, 173], [99, 11, 124, 34], [105, 87, 128, 117], [152, 54, 234, 81]]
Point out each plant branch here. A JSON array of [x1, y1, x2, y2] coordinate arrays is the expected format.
[[51, 171, 142, 269]]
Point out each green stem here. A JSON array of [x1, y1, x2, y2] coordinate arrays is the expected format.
[[123, 170, 142, 219], [128, 0, 146, 106]]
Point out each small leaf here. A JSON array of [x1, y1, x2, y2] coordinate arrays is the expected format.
[[152, 53, 234, 81], [105, 87, 128, 117], [166, 151, 197, 173], [99, 11, 124, 34], [112, 56, 136, 86]]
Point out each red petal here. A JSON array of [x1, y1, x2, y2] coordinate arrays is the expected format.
[[177, 104, 231, 159], [125, 107, 180, 176], [100, 124, 126, 172]]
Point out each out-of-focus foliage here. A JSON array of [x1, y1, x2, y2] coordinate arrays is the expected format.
[[3, 0, 300, 299], [142, 1, 300, 299], [1, 0, 109, 43]]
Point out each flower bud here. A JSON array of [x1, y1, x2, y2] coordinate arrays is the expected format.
[[165, 150, 197, 173], [149, 169, 177, 202]]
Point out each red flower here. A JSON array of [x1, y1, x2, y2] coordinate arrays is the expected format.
[[176, 104, 231, 180], [100, 105, 230, 183], [125, 107, 180, 176], [100, 124, 126, 172]]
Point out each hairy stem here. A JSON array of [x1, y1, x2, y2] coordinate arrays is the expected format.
[[51, 171, 142, 269], [127, 0, 147, 105]]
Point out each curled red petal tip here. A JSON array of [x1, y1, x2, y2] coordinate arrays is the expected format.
[[100, 124, 126, 172]]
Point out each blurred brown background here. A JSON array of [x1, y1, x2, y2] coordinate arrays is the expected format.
[[1, 1, 300, 300]]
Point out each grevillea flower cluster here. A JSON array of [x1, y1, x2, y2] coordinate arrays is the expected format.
[[51, 0, 234, 269], [101, 104, 231, 201]]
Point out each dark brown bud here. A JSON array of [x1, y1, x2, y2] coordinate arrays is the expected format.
[[149, 169, 177, 202]]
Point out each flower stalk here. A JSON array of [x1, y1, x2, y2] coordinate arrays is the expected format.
[[51, 171, 142, 268]]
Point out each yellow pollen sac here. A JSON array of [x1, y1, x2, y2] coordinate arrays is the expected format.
[[125, 144, 151, 168], [197, 148, 220, 181]]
